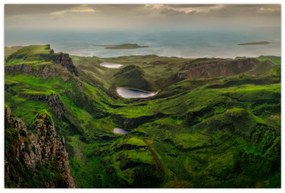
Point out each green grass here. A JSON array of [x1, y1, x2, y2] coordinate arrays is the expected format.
[[5, 46, 24, 59], [257, 55, 281, 65], [173, 133, 210, 150], [6, 45, 53, 65], [5, 75, 66, 91], [9, 44, 51, 57], [122, 137, 147, 147], [5, 46, 281, 188], [21, 88, 55, 96], [119, 149, 154, 164]]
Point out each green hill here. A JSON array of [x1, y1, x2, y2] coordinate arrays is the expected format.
[[6, 45, 54, 65], [5, 45, 281, 188], [112, 65, 154, 91]]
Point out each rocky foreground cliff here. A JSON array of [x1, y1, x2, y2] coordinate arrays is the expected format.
[[5, 107, 75, 188]]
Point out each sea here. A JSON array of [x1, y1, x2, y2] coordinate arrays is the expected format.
[[5, 27, 281, 58]]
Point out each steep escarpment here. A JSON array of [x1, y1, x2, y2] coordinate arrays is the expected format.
[[5, 63, 58, 78], [5, 107, 75, 188], [52, 53, 79, 76], [176, 58, 271, 80]]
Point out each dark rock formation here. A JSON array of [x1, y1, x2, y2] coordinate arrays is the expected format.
[[5, 107, 75, 188], [5, 64, 33, 74], [5, 63, 57, 78], [53, 53, 79, 76]]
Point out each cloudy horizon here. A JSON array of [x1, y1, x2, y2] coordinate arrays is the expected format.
[[5, 4, 281, 31]]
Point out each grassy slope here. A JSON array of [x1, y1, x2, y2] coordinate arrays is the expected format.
[[5, 46, 24, 59], [5, 46, 281, 188], [6, 45, 53, 66]]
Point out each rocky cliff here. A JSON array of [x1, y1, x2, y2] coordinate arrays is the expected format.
[[176, 58, 269, 80], [52, 53, 79, 76], [5, 107, 75, 188]]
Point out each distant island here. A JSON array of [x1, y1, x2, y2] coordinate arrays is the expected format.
[[238, 41, 270, 45], [95, 43, 149, 49]]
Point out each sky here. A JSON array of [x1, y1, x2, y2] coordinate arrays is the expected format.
[[5, 4, 281, 31]]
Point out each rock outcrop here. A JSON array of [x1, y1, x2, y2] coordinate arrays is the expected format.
[[5, 107, 75, 188], [5, 63, 58, 78], [52, 53, 79, 76]]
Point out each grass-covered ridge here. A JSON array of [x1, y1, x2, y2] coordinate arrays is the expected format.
[[5, 45, 281, 188], [5, 45, 54, 65]]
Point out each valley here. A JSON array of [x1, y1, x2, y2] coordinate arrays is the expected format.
[[4, 44, 281, 188]]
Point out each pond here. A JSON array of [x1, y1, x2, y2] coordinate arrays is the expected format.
[[100, 62, 123, 68], [116, 87, 157, 99], [113, 128, 129, 135]]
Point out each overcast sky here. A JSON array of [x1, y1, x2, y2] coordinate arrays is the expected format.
[[5, 4, 281, 30]]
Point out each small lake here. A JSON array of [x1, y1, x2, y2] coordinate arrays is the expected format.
[[100, 62, 123, 68], [113, 128, 128, 135], [116, 87, 157, 99]]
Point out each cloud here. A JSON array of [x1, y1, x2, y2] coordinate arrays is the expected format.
[[168, 4, 224, 14], [144, 4, 225, 16], [160, 8, 186, 16], [144, 4, 280, 17], [5, 4, 281, 30], [258, 5, 281, 15], [50, 5, 96, 16], [5, 4, 74, 15], [214, 4, 281, 17]]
